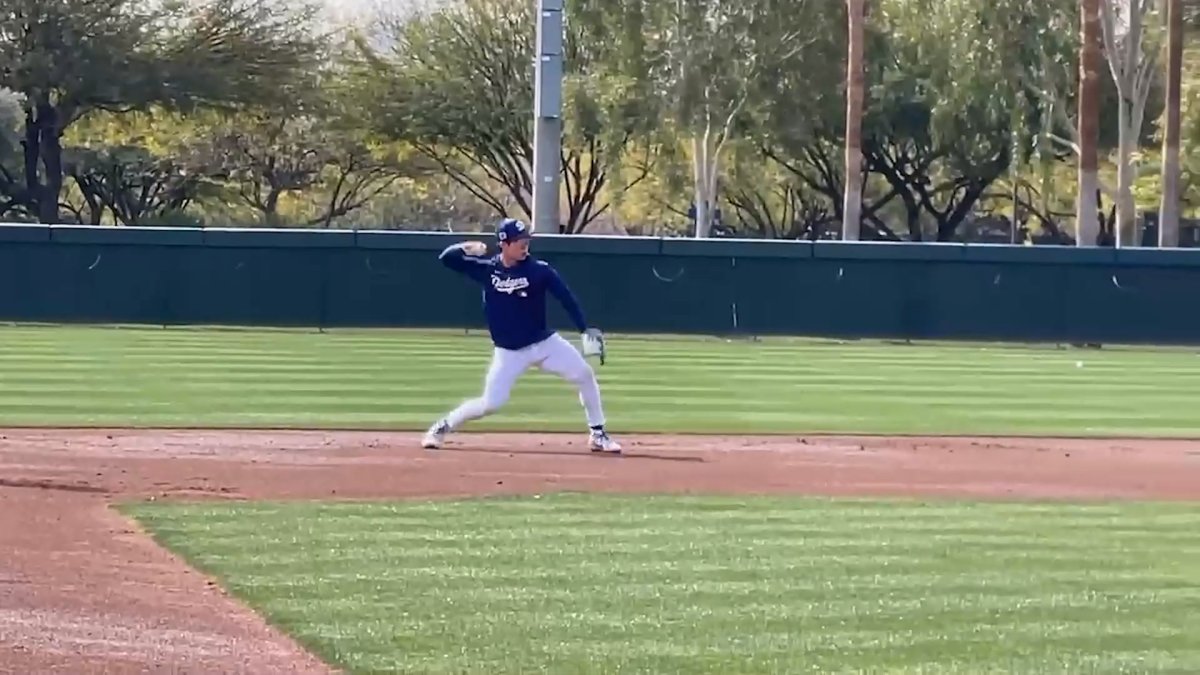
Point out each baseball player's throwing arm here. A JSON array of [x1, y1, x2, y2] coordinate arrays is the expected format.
[[439, 242, 490, 282]]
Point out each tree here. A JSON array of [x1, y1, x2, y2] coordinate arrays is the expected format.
[[61, 145, 208, 225], [204, 114, 336, 226], [354, 0, 654, 234], [993, 0, 1091, 243], [57, 109, 224, 225], [719, 141, 835, 239], [1159, 0, 1184, 246], [713, 1, 884, 236], [198, 105, 411, 228], [1099, 0, 1164, 246], [983, 0, 1074, 243], [755, 0, 1078, 243], [852, 0, 1021, 241], [843, 0, 866, 240], [1012, 0, 1157, 246], [0, 87, 26, 218], [0, 0, 324, 223], [347, 172, 502, 231], [632, 0, 823, 238], [181, 47, 408, 228]]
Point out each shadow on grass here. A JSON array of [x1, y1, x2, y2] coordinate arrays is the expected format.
[[438, 446, 705, 463]]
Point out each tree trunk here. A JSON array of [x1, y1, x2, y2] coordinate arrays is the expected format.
[[22, 100, 67, 224], [22, 110, 40, 212], [37, 103, 65, 225], [1076, 0, 1102, 246], [263, 188, 283, 227], [692, 130, 719, 238], [842, 0, 865, 241], [1010, 103, 1023, 244], [905, 200, 922, 241], [73, 177, 104, 225], [692, 135, 709, 237], [1037, 113, 1055, 238], [1159, 0, 1183, 248], [1115, 101, 1137, 246]]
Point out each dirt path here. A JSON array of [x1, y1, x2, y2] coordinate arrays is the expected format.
[[2, 429, 1199, 673]]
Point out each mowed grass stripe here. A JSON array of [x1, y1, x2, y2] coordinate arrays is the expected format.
[[134, 499, 1200, 530], [126, 495, 1200, 674], [0, 334, 1179, 362], [0, 355, 1172, 374], [1, 343, 1139, 359], [0, 325, 1189, 355], [3, 324, 1200, 435], [0, 348, 1186, 370]]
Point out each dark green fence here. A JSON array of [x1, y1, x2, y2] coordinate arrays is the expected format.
[[3, 223, 1200, 344]]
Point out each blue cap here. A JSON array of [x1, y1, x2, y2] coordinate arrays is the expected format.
[[497, 218, 531, 243]]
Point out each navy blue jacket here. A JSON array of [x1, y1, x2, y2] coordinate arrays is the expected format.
[[439, 243, 588, 350]]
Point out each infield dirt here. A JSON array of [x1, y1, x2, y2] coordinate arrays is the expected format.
[[2, 429, 1199, 673]]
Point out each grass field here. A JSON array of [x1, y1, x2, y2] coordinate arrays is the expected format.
[[7, 323, 1200, 673], [125, 494, 1200, 674], [1, 323, 1200, 436]]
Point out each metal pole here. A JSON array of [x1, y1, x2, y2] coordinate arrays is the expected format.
[[531, 0, 564, 234]]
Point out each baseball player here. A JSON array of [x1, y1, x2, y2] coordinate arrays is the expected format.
[[421, 218, 622, 453]]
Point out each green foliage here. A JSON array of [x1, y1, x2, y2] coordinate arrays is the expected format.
[[0, 87, 27, 217], [0, 0, 1193, 235], [722, 141, 837, 239], [0, 0, 326, 222], [851, 0, 1016, 239], [351, 0, 657, 233], [52, 44, 420, 228], [599, 0, 840, 236], [1171, 34, 1200, 213], [346, 172, 500, 231], [60, 144, 205, 225], [59, 110, 220, 225], [0, 0, 324, 118]]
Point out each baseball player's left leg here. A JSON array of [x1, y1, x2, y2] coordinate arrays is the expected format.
[[537, 333, 621, 453], [422, 346, 530, 449]]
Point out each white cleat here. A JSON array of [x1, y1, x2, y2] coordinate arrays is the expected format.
[[422, 420, 449, 449], [588, 429, 622, 454]]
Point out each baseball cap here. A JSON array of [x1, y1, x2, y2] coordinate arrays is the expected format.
[[496, 218, 532, 243]]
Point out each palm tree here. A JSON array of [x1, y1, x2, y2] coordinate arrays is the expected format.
[[1159, 0, 1184, 247], [842, 0, 865, 240], [1076, 0, 1102, 246]]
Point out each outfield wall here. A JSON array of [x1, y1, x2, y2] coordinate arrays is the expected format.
[[2, 223, 1199, 344]]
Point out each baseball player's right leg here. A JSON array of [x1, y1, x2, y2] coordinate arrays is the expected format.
[[422, 347, 528, 449], [538, 334, 621, 453]]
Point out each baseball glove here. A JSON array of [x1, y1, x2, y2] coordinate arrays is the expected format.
[[581, 328, 606, 365]]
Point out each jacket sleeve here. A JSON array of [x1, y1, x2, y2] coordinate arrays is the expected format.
[[439, 243, 491, 284], [542, 262, 589, 332]]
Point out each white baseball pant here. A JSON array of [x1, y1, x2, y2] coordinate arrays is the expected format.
[[443, 333, 606, 430]]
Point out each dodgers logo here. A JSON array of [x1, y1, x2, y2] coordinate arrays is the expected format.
[[491, 275, 531, 295]]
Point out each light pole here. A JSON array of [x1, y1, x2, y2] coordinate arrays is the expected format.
[[531, 0, 563, 233]]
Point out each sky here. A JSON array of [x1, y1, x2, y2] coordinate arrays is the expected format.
[[321, 0, 440, 22], [321, 0, 378, 22]]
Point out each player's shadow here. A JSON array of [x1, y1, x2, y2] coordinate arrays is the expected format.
[[437, 447, 704, 463]]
